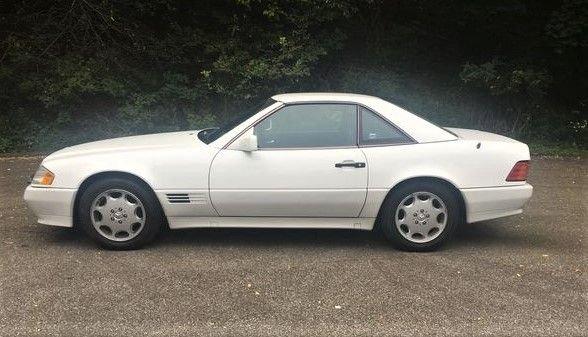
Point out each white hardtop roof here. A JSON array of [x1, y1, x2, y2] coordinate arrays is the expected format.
[[272, 92, 383, 105], [270, 92, 457, 143]]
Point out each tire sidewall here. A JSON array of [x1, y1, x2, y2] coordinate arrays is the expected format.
[[380, 182, 460, 251], [78, 178, 163, 250]]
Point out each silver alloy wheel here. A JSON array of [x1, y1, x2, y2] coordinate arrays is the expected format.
[[90, 189, 146, 242], [395, 191, 447, 243]]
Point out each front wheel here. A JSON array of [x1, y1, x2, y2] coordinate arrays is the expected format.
[[379, 182, 460, 251], [77, 177, 164, 250]]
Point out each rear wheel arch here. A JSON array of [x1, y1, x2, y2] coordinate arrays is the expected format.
[[375, 176, 466, 229], [73, 171, 166, 227]]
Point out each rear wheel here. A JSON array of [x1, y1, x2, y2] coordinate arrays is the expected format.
[[380, 181, 460, 251], [78, 177, 163, 250]]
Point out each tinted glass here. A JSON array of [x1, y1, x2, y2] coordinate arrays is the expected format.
[[360, 106, 411, 145], [199, 98, 277, 144], [254, 104, 357, 148]]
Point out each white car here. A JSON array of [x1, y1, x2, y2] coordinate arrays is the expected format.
[[24, 93, 532, 251]]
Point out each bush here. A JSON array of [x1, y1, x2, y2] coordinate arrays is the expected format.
[[0, 1, 586, 154]]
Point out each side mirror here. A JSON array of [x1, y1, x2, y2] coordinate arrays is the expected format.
[[230, 132, 258, 152]]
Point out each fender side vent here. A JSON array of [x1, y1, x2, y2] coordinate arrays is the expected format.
[[167, 193, 190, 203], [166, 193, 207, 204]]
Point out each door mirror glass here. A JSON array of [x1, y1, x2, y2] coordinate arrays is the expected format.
[[229, 130, 258, 151]]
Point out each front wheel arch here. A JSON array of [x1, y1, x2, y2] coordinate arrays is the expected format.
[[73, 171, 167, 228], [374, 177, 466, 232]]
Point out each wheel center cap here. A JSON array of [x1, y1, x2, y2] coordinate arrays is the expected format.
[[417, 213, 426, 220], [114, 211, 124, 219]]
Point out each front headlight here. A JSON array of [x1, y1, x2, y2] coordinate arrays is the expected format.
[[31, 166, 55, 186]]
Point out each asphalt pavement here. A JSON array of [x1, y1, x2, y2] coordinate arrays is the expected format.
[[0, 156, 586, 336]]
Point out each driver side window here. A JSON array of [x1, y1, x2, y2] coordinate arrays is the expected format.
[[254, 104, 357, 148]]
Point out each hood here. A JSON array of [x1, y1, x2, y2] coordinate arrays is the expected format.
[[46, 130, 202, 161], [445, 127, 524, 144]]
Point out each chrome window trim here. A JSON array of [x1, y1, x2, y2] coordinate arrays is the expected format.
[[254, 146, 359, 151], [359, 142, 416, 148]]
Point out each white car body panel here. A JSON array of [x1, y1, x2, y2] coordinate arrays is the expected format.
[[209, 148, 368, 217], [23, 187, 76, 227], [461, 184, 533, 223], [24, 92, 532, 231]]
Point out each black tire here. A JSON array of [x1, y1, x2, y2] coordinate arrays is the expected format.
[[379, 181, 461, 252], [77, 177, 164, 250]]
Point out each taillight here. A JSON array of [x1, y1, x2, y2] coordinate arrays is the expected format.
[[506, 160, 530, 181]]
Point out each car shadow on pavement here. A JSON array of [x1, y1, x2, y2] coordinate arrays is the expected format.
[[451, 221, 534, 249], [155, 227, 388, 250], [33, 219, 543, 251], [150, 221, 538, 251], [36, 227, 96, 249]]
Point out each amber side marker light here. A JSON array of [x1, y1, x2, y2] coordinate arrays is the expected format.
[[506, 160, 530, 181], [31, 166, 55, 186]]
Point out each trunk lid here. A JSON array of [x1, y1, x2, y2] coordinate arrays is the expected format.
[[445, 127, 523, 144]]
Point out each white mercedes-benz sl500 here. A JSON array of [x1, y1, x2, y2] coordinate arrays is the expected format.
[[24, 93, 533, 251]]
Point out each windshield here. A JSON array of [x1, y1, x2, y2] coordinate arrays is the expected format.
[[198, 98, 277, 144]]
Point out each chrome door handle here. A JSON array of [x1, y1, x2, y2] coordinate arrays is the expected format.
[[335, 161, 366, 168]]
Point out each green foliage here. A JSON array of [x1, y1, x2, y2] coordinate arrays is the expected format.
[[0, 0, 586, 155], [460, 60, 551, 98], [338, 67, 402, 99], [546, 0, 588, 49], [199, 0, 356, 99]]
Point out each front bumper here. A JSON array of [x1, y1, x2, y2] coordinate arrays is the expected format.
[[23, 186, 77, 227], [461, 183, 533, 223]]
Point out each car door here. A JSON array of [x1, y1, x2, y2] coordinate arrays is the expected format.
[[209, 103, 368, 217]]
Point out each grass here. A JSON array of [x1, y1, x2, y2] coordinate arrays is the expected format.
[[528, 141, 587, 158]]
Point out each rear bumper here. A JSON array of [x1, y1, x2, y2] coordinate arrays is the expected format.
[[23, 186, 76, 227], [461, 183, 533, 223]]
